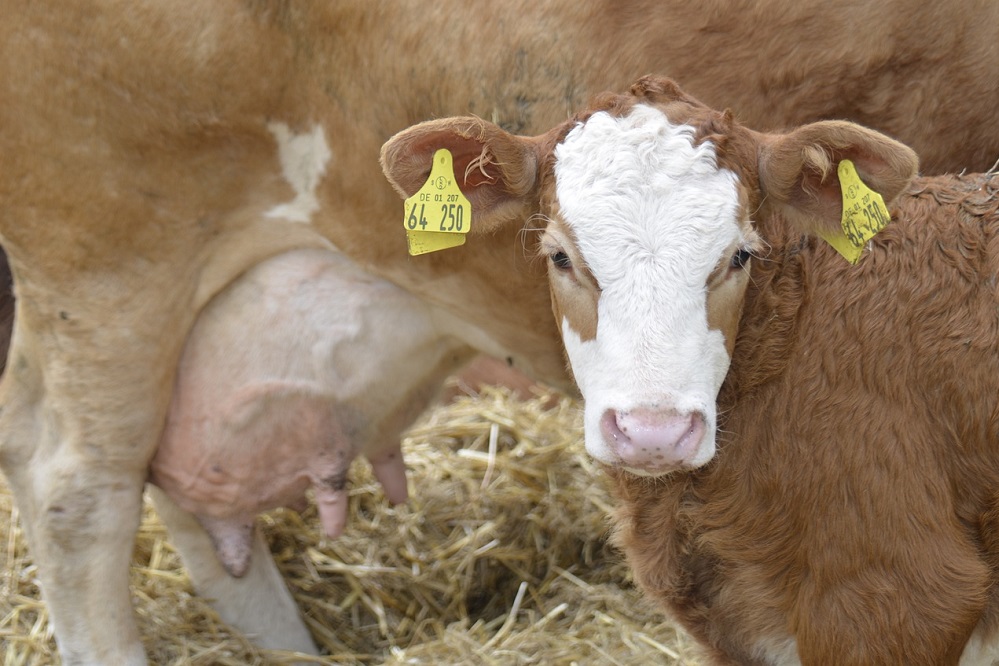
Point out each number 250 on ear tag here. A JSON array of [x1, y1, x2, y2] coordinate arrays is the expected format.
[[403, 149, 473, 256], [817, 159, 892, 265]]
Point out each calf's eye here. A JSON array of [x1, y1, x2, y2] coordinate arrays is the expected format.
[[730, 248, 752, 270], [550, 251, 572, 270]]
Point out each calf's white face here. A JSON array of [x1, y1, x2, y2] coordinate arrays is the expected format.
[[544, 105, 757, 476], [381, 77, 918, 479]]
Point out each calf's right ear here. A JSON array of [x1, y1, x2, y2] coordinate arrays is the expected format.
[[380, 117, 545, 234]]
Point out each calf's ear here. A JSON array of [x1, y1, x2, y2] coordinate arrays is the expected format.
[[757, 121, 918, 236], [380, 117, 544, 234]]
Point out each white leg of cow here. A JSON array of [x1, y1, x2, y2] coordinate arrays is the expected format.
[[0, 283, 228, 665], [0, 415, 149, 665], [147, 485, 318, 655], [39, 477, 148, 666]]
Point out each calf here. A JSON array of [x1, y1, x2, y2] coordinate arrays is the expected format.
[[382, 76, 999, 664], [3, 1, 999, 663]]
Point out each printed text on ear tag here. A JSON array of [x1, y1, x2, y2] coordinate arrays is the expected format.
[[403, 148, 473, 256], [817, 159, 892, 264]]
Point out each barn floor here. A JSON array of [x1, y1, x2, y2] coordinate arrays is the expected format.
[[0, 386, 700, 665]]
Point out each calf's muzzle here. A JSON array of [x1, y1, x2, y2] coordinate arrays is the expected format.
[[600, 407, 707, 473]]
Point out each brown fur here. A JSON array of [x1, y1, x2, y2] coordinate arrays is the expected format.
[[388, 75, 996, 662], [611, 170, 999, 664]]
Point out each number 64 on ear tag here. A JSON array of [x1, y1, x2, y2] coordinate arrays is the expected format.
[[403, 149, 473, 256]]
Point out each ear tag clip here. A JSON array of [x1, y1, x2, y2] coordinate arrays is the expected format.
[[818, 159, 892, 264], [403, 149, 473, 256]]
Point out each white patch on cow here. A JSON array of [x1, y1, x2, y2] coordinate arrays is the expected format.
[[266, 122, 332, 223], [751, 635, 801, 665], [960, 624, 999, 665], [553, 104, 745, 470]]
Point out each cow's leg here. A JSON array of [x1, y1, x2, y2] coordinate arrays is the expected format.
[[146, 485, 318, 654], [0, 396, 150, 665], [0, 276, 202, 665]]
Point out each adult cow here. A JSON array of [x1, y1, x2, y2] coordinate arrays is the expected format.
[[382, 76, 999, 664], [1, 1, 998, 664]]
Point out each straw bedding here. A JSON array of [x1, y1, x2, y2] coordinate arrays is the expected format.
[[0, 386, 700, 665]]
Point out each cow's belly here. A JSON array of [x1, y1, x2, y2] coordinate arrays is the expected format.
[[149, 248, 464, 575]]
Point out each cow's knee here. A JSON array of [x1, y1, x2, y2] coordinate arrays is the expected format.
[[9, 447, 149, 665]]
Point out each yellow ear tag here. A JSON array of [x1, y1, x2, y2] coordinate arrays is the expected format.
[[403, 148, 473, 256], [817, 159, 892, 264]]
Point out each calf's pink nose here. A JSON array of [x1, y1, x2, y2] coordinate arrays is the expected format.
[[600, 407, 706, 471]]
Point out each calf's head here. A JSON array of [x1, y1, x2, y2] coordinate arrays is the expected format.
[[381, 76, 917, 476]]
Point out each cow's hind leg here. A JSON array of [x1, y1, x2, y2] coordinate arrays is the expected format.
[[0, 282, 203, 665], [0, 391, 150, 665], [147, 485, 318, 655]]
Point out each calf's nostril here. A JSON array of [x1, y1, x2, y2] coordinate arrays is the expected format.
[[600, 408, 628, 445]]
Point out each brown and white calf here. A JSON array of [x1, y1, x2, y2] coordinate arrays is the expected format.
[[3, 1, 999, 663], [382, 76, 999, 664]]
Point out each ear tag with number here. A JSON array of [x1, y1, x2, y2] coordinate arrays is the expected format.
[[403, 149, 473, 256], [817, 159, 892, 265]]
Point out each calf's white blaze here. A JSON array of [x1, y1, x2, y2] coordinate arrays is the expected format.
[[553, 104, 744, 471]]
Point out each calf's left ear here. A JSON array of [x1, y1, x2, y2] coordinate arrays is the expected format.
[[757, 121, 918, 236], [381, 117, 546, 234]]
